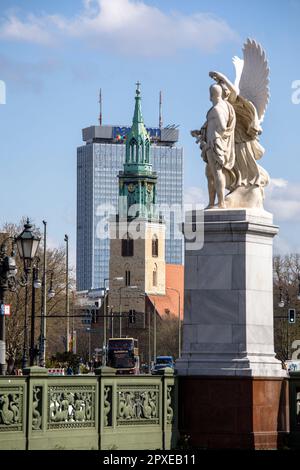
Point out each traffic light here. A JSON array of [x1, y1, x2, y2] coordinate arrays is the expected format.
[[288, 308, 296, 324], [93, 301, 100, 323], [82, 309, 92, 325], [91, 308, 97, 323], [129, 309, 136, 324]]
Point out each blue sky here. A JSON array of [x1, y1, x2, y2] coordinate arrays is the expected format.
[[0, 0, 300, 263]]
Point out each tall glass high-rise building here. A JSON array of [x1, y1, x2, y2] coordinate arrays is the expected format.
[[77, 125, 183, 291]]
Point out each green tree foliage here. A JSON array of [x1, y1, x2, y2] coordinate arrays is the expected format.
[[48, 351, 80, 370]]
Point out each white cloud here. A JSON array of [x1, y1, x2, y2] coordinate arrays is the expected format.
[[265, 178, 300, 222], [0, 0, 238, 56], [0, 14, 54, 45], [268, 178, 288, 189]]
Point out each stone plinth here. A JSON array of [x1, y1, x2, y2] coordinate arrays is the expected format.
[[176, 208, 286, 377]]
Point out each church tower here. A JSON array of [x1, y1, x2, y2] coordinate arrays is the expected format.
[[118, 81, 157, 221], [109, 83, 166, 333]]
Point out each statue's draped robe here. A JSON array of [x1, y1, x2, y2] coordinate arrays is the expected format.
[[202, 100, 237, 190], [230, 95, 269, 189]]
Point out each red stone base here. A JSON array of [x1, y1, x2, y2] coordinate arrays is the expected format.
[[178, 376, 289, 449]]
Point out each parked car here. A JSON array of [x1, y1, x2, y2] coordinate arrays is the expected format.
[[285, 360, 300, 373], [152, 356, 174, 374]]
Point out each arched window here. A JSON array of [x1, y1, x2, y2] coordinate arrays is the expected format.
[[130, 138, 137, 162], [125, 264, 131, 286], [145, 139, 150, 163], [122, 233, 134, 257], [153, 263, 157, 287], [129, 309, 136, 324], [125, 270, 131, 286], [152, 235, 158, 257]]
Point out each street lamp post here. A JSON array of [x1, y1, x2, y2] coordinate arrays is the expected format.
[[39, 220, 47, 367], [118, 285, 147, 367], [64, 235, 70, 352], [148, 303, 151, 374], [102, 277, 123, 365], [119, 287, 123, 338], [71, 290, 76, 354], [153, 299, 156, 364], [22, 274, 30, 370], [110, 306, 114, 338], [16, 219, 41, 370], [118, 285, 130, 338], [166, 286, 181, 358], [118, 285, 141, 338], [87, 327, 91, 363], [103, 282, 108, 366], [30, 261, 41, 366], [0, 238, 18, 375], [297, 274, 300, 301], [123, 285, 147, 369], [278, 286, 291, 360], [150, 291, 167, 364]]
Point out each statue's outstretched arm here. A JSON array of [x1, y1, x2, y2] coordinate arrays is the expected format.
[[209, 71, 238, 101]]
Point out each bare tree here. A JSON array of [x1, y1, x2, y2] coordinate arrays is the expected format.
[[1, 219, 75, 369], [273, 254, 300, 363]]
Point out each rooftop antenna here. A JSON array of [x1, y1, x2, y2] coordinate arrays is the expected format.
[[159, 90, 163, 130], [98, 88, 102, 126]]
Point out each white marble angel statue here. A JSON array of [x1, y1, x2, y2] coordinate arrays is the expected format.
[[192, 38, 270, 209], [191, 83, 237, 208]]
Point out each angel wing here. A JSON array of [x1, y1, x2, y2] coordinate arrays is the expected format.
[[232, 56, 243, 91], [233, 38, 269, 122]]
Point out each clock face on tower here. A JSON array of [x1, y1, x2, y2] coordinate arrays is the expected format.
[[128, 183, 135, 193]]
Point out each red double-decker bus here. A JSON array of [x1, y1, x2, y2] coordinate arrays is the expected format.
[[107, 338, 140, 374]]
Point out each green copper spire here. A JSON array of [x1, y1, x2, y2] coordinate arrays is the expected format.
[[132, 81, 143, 127], [125, 81, 151, 170], [118, 82, 158, 220]]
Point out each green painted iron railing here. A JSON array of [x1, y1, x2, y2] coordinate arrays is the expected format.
[[0, 367, 177, 450]]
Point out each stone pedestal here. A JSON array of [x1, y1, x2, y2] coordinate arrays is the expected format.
[[176, 209, 288, 448], [177, 209, 285, 377]]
